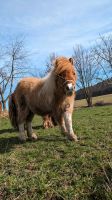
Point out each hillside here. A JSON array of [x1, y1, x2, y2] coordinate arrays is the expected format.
[[75, 94, 112, 108], [76, 78, 112, 100]]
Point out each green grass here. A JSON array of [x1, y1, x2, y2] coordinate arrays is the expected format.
[[0, 106, 112, 200]]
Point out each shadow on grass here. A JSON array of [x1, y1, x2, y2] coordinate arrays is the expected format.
[[0, 128, 17, 134], [0, 125, 43, 135], [32, 125, 43, 130], [0, 134, 67, 154], [0, 136, 20, 154]]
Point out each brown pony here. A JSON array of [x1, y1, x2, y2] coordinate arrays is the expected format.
[[9, 57, 77, 142]]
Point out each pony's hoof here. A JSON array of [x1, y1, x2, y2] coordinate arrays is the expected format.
[[28, 133, 38, 141], [68, 134, 78, 141]]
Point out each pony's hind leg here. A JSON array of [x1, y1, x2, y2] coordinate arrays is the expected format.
[[26, 122, 37, 141], [18, 123, 26, 142], [58, 116, 67, 136], [26, 112, 37, 141], [43, 115, 54, 129]]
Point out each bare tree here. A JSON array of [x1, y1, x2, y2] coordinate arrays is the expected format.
[[93, 34, 112, 79], [0, 68, 9, 110], [29, 53, 56, 79], [73, 45, 98, 107], [45, 53, 56, 74], [30, 67, 46, 78], [0, 36, 28, 110]]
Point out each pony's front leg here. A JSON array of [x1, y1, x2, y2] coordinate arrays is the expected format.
[[26, 122, 37, 141], [18, 123, 26, 142], [57, 115, 67, 136], [64, 111, 78, 141], [59, 116, 67, 136]]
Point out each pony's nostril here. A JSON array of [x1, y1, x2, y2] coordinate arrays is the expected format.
[[66, 83, 73, 91], [66, 85, 69, 90]]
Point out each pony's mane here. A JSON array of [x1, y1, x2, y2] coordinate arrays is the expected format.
[[42, 71, 55, 90], [54, 57, 74, 74], [39, 69, 56, 100]]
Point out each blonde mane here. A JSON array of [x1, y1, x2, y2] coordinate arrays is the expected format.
[[54, 57, 74, 74], [37, 71, 56, 105]]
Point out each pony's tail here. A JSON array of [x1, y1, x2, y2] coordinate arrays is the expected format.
[[9, 93, 18, 129]]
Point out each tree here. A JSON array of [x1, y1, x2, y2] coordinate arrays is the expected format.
[[45, 53, 56, 74], [0, 36, 28, 111], [93, 34, 112, 80], [73, 45, 98, 107], [30, 53, 56, 79]]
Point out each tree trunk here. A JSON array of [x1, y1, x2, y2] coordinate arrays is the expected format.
[[86, 95, 92, 107], [84, 89, 93, 107], [0, 92, 7, 111], [2, 101, 7, 111]]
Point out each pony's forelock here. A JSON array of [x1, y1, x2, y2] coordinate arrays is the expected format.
[[53, 57, 75, 74]]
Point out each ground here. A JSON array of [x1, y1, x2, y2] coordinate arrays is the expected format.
[[0, 105, 112, 200]]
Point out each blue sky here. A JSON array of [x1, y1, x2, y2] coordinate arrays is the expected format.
[[0, 0, 112, 70]]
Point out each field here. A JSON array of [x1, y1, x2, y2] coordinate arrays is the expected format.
[[75, 94, 112, 108], [0, 106, 112, 200]]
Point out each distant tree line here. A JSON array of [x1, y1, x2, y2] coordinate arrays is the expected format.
[[76, 78, 112, 100]]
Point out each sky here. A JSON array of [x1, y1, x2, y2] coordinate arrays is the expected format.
[[0, 0, 112, 71]]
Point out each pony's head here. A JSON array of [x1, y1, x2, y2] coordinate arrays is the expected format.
[[54, 57, 77, 96]]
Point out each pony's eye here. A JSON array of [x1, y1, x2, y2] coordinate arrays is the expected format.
[[73, 72, 75, 75], [59, 73, 62, 77]]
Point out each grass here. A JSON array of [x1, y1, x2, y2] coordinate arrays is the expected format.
[[0, 106, 112, 200], [75, 94, 112, 108]]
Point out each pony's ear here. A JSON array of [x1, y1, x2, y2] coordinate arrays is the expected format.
[[69, 57, 74, 65]]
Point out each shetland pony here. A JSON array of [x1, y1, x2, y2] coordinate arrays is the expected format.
[[9, 57, 77, 142]]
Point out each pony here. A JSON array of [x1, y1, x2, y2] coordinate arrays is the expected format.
[[9, 57, 78, 142]]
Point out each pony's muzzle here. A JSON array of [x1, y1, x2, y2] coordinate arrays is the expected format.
[[66, 83, 74, 95]]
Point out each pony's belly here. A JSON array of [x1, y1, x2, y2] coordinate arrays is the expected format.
[[32, 105, 52, 116], [29, 95, 54, 116]]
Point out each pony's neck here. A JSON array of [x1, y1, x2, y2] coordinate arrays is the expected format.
[[41, 70, 56, 97]]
